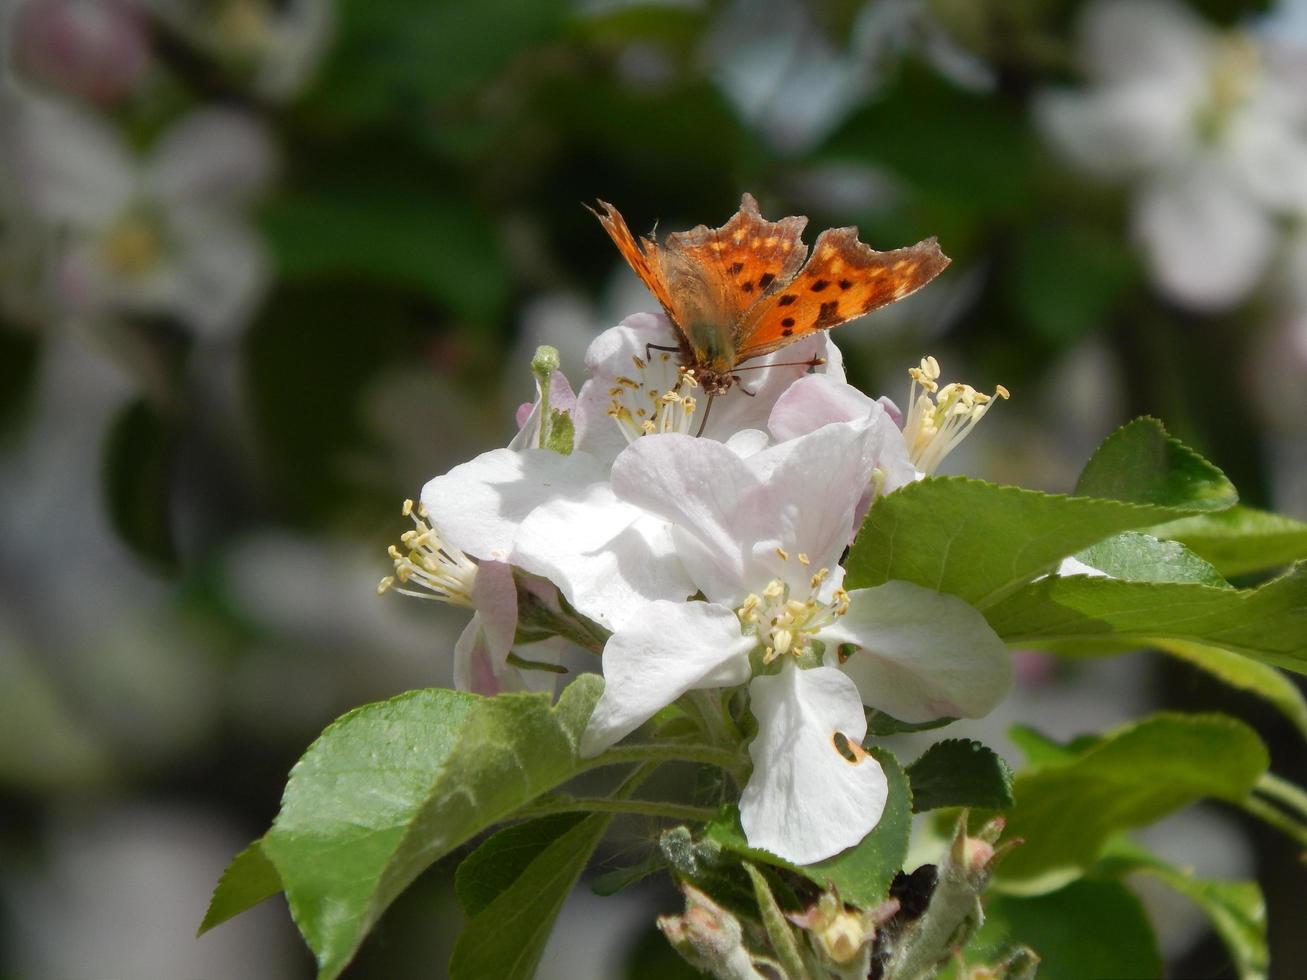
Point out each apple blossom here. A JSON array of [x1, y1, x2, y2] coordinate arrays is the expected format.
[[565, 420, 1011, 864], [0, 98, 274, 336], [1036, 0, 1307, 310]]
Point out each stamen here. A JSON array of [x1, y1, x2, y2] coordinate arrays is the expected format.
[[607, 357, 700, 444], [377, 500, 477, 606], [736, 571, 849, 663], [902, 355, 1008, 475]]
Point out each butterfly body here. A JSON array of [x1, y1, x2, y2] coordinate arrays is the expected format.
[[591, 194, 950, 394]]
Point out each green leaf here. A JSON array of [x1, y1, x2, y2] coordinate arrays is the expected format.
[[995, 713, 1268, 894], [199, 840, 283, 936], [455, 814, 586, 917], [846, 479, 1221, 608], [450, 811, 612, 980], [958, 879, 1162, 979], [1155, 640, 1307, 741], [260, 676, 603, 979], [1152, 506, 1307, 577], [261, 187, 508, 322], [1074, 417, 1236, 512], [1075, 532, 1230, 587], [102, 397, 177, 568], [984, 564, 1307, 674], [906, 740, 1014, 813], [1097, 840, 1267, 980], [744, 863, 810, 980], [865, 708, 957, 737], [705, 748, 911, 907]]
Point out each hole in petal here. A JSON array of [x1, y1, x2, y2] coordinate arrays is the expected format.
[[831, 731, 867, 764]]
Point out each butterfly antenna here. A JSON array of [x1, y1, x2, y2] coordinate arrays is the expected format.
[[695, 392, 717, 437], [732, 356, 827, 375]]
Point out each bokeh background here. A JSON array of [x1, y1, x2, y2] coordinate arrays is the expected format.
[[1, 0, 1305, 976]]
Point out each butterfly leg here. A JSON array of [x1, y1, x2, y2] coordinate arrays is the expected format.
[[643, 342, 681, 364], [694, 391, 717, 437]]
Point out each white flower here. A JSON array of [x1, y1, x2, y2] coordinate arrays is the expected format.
[[4, 0, 151, 106], [571, 420, 1011, 864], [1036, 0, 1307, 310], [570, 311, 845, 465], [0, 97, 274, 336], [378, 499, 563, 696], [144, 0, 332, 100]]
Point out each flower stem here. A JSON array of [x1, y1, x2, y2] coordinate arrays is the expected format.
[[1253, 772, 1307, 823], [585, 741, 750, 780], [515, 795, 718, 824], [1237, 794, 1307, 849]]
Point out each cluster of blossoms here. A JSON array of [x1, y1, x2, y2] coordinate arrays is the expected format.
[[0, 0, 329, 336], [1037, 0, 1307, 313], [382, 313, 1013, 865]]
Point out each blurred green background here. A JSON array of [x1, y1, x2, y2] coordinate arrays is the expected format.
[[1, 0, 1304, 976]]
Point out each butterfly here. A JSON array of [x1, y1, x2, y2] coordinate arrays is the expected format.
[[589, 193, 950, 395]]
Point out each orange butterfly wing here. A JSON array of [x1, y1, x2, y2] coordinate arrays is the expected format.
[[588, 200, 680, 323], [660, 193, 809, 325], [735, 228, 950, 360]]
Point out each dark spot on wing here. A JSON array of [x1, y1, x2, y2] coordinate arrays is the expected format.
[[838, 279, 852, 290], [811, 279, 830, 292], [728, 261, 744, 275], [778, 294, 797, 306], [758, 272, 775, 289], [741, 281, 754, 293]]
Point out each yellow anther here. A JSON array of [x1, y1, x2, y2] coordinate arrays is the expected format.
[[775, 547, 790, 561], [797, 553, 810, 565], [402, 499, 414, 516]]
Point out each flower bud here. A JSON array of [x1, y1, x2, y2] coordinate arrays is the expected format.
[[658, 884, 765, 980], [10, 0, 150, 105]]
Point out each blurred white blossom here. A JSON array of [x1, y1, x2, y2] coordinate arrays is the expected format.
[[146, 0, 332, 100], [0, 97, 274, 336], [2, 0, 151, 105], [1037, 0, 1307, 310]]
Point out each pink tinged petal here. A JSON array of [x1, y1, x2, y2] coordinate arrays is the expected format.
[[703, 332, 837, 440], [163, 214, 269, 336], [508, 369, 576, 451], [11, 0, 151, 105], [820, 580, 1012, 723], [579, 600, 754, 757], [470, 559, 518, 668], [739, 419, 886, 590], [1133, 168, 1276, 311], [144, 109, 276, 209], [512, 485, 695, 632], [611, 434, 759, 605], [420, 446, 607, 562], [740, 664, 888, 865], [766, 374, 914, 492], [453, 614, 506, 696]]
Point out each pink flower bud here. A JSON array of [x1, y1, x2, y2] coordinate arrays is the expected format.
[[11, 0, 150, 105]]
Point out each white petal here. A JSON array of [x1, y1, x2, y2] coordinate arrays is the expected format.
[[1133, 168, 1276, 311], [1036, 85, 1195, 177], [513, 484, 695, 631], [580, 600, 753, 757], [610, 434, 759, 604], [739, 420, 885, 589], [573, 312, 683, 463], [740, 664, 887, 865], [820, 580, 1012, 722], [163, 214, 269, 336], [1, 96, 133, 226], [1056, 555, 1111, 578], [421, 447, 607, 562], [145, 109, 276, 208], [1079, 0, 1211, 90], [767, 374, 914, 491]]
